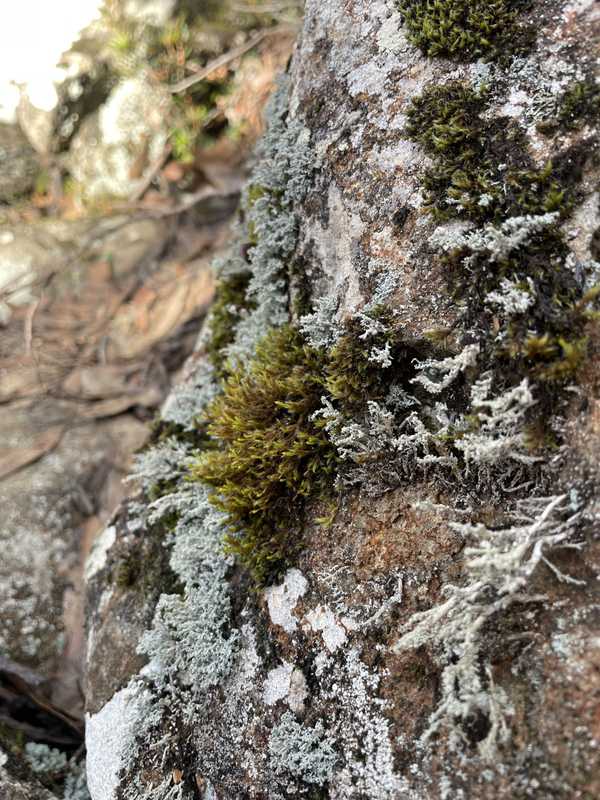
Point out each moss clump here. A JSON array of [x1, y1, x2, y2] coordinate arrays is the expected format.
[[398, 0, 533, 62], [506, 327, 593, 384], [407, 78, 599, 445], [559, 80, 600, 129], [325, 308, 416, 411], [538, 80, 600, 135], [406, 82, 568, 223], [193, 325, 338, 584], [206, 271, 254, 376]]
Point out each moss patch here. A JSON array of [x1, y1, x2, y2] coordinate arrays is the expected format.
[[405, 82, 568, 223], [206, 271, 254, 377], [538, 79, 600, 135], [325, 307, 421, 412], [404, 76, 600, 461], [193, 325, 338, 583], [397, 0, 533, 62]]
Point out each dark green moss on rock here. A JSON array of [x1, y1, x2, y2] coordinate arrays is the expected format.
[[405, 82, 568, 223], [397, 0, 534, 62], [538, 79, 600, 135], [206, 271, 254, 377]]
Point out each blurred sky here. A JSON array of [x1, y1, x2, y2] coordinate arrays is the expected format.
[[0, 0, 103, 121]]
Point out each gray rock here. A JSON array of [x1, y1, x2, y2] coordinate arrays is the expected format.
[[0, 401, 147, 704], [122, 0, 177, 26], [17, 51, 114, 156], [0, 123, 39, 203], [68, 77, 171, 201], [0, 224, 64, 325], [84, 1, 600, 798]]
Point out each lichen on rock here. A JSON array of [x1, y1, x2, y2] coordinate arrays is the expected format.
[[84, 1, 600, 797]]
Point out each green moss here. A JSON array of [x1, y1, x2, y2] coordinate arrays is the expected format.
[[559, 80, 600, 130], [114, 554, 139, 588], [193, 325, 338, 584], [325, 308, 403, 411], [398, 0, 533, 62], [538, 79, 600, 134], [110, 512, 182, 598], [206, 271, 254, 377], [149, 416, 204, 447], [406, 76, 599, 452], [406, 82, 568, 223], [506, 332, 590, 383]]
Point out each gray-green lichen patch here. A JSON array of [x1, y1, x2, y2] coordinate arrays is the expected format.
[[268, 712, 337, 787], [23, 744, 89, 800]]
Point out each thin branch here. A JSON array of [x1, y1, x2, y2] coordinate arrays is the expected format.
[[169, 27, 291, 94], [24, 296, 41, 356], [128, 143, 172, 203]]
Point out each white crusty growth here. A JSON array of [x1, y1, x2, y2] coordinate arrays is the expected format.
[[394, 494, 583, 758], [430, 212, 559, 263], [412, 343, 479, 394]]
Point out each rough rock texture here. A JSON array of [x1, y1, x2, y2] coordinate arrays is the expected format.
[[0, 123, 39, 203], [0, 750, 57, 800], [85, 1, 600, 798], [68, 77, 171, 200]]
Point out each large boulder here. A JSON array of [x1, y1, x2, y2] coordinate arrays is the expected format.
[[85, 1, 600, 798]]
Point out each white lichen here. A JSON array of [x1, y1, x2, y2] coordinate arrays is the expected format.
[[264, 567, 308, 634], [86, 685, 159, 800], [430, 213, 559, 263], [263, 661, 308, 713], [485, 278, 535, 316], [268, 712, 337, 786], [455, 375, 540, 476], [394, 494, 583, 758], [299, 295, 342, 350], [328, 649, 408, 799], [305, 604, 348, 652], [412, 344, 479, 394]]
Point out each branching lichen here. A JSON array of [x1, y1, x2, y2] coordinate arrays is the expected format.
[[411, 343, 479, 394], [454, 374, 539, 481], [394, 494, 583, 758], [127, 437, 193, 493], [220, 76, 315, 366], [24, 743, 90, 800], [268, 712, 337, 786]]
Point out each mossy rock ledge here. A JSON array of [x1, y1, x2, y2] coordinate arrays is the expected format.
[[85, 1, 600, 798]]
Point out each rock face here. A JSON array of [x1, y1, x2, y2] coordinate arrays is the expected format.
[[0, 123, 39, 203], [85, 1, 600, 798], [68, 77, 171, 200]]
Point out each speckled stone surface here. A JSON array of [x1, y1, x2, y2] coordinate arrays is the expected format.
[[84, 1, 600, 798]]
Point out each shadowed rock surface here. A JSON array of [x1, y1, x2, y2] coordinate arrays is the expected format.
[[75, 0, 600, 797]]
